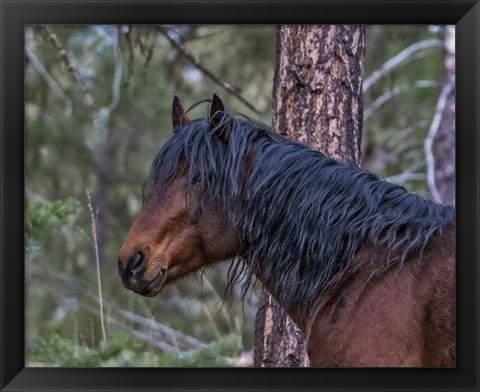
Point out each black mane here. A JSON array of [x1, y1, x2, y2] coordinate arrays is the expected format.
[[144, 104, 455, 312]]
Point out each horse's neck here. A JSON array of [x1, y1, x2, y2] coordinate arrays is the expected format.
[[309, 220, 455, 330], [304, 227, 456, 366], [253, 218, 456, 340]]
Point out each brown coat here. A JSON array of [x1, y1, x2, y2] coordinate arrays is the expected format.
[[303, 221, 455, 367]]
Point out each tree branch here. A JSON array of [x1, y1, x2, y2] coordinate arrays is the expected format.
[[385, 121, 429, 150], [363, 39, 443, 93], [35, 265, 205, 351], [25, 47, 73, 116], [33, 25, 95, 107], [364, 80, 438, 121], [156, 25, 262, 114], [424, 82, 454, 202], [385, 160, 426, 186], [62, 297, 184, 354]]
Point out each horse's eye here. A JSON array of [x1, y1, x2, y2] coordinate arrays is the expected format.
[[192, 175, 201, 185]]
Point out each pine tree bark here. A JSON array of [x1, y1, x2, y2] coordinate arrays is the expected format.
[[254, 25, 365, 367]]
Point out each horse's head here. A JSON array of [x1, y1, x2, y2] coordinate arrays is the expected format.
[[118, 95, 242, 297]]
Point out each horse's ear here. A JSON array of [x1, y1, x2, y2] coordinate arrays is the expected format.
[[172, 95, 191, 131], [209, 93, 231, 143]]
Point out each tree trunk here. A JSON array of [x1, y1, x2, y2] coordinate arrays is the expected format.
[[427, 25, 455, 205], [254, 25, 365, 367]]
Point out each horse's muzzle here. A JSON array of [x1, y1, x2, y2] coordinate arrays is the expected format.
[[118, 251, 168, 296]]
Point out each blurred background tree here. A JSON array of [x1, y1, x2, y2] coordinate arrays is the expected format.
[[25, 24, 453, 367]]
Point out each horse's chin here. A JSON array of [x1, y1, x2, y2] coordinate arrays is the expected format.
[[138, 259, 205, 297], [140, 268, 169, 297]]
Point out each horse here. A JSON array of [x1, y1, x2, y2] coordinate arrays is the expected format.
[[118, 94, 456, 367]]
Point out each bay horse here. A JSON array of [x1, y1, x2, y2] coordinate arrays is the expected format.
[[118, 94, 455, 367]]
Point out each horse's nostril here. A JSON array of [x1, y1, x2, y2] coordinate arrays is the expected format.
[[129, 251, 145, 274]]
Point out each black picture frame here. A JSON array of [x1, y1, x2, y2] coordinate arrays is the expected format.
[[1, 1, 479, 391]]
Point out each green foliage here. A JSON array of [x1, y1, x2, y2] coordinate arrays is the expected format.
[[25, 197, 80, 254], [25, 198, 79, 236], [27, 332, 240, 367]]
